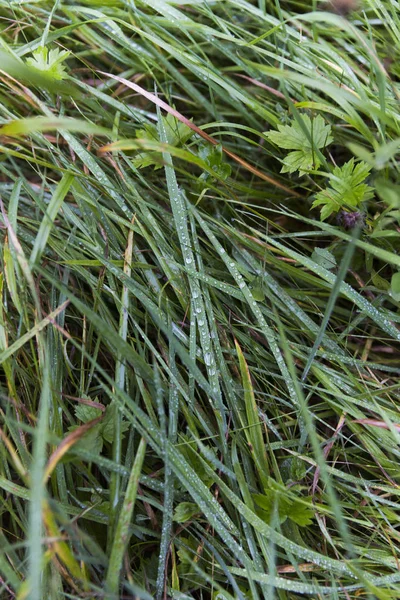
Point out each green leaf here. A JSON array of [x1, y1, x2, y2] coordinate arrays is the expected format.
[[133, 113, 193, 169], [74, 402, 129, 446], [75, 403, 102, 423], [390, 272, 400, 301], [94, 501, 111, 515], [69, 424, 104, 455], [197, 143, 231, 186], [249, 284, 265, 302], [371, 271, 390, 291], [287, 499, 315, 527], [375, 179, 400, 208], [163, 113, 193, 146], [101, 406, 130, 444], [265, 114, 332, 175], [311, 247, 337, 270], [280, 150, 317, 175], [176, 537, 199, 565], [173, 502, 200, 523], [25, 46, 70, 81], [253, 491, 291, 524], [290, 458, 307, 481], [253, 488, 315, 527], [281, 457, 308, 483], [312, 158, 374, 220]]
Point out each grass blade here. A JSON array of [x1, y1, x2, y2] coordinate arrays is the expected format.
[[106, 438, 147, 597]]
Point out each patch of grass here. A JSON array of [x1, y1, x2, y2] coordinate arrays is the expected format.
[[1, 0, 400, 598]]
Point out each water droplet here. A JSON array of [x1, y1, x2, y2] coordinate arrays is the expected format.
[[204, 352, 213, 366], [185, 257, 192, 265]]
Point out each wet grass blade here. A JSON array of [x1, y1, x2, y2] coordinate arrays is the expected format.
[[106, 438, 146, 597]]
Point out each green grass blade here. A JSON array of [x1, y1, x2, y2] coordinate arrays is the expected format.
[[106, 438, 146, 597]]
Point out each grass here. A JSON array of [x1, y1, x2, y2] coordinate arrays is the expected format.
[[0, 0, 400, 598]]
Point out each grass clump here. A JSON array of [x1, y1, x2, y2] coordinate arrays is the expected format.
[[0, 0, 400, 598]]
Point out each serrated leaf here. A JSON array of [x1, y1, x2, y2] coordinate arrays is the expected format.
[[290, 458, 307, 481], [311, 247, 337, 270], [75, 402, 129, 446], [281, 457, 308, 483], [173, 502, 200, 523], [68, 424, 103, 455], [133, 114, 193, 169], [26, 46, 70, 81], [287, 499, 315, 527], [253, 491, 291, 524], [101, 405, 130, 444], [312, 158, 374, 220], [253, 487, 314, 527], [75, 403, 103, 423], [265, 114, 332, 175], [197, 143, 231, 186], [163, 113, 193, 146], [280, 149, 317, 175]]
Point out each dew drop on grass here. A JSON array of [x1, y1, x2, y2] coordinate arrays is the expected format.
[[204, 352, 213, 366]]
